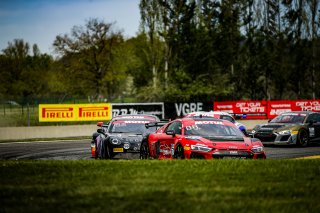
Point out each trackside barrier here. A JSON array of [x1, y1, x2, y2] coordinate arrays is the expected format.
[[214, 100, 320, 119], [0, 125, 97, 141], [0, 120, 268, 141]]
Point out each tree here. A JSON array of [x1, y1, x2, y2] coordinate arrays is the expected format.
[[0, 39, 53, 101], [53, 18, 125, 101]]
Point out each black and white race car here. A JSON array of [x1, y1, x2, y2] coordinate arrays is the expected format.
[[91, 114, 160, 159], [250, 111, 320, 146]]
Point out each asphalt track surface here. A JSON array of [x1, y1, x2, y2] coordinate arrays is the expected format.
[[1, 140, 320, 160]]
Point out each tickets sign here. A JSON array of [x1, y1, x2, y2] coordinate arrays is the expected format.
[[39, 104, 112, 122], [266, 100, 320, 118], [214, 100, 268, 119], [214, 100, 320, 119]]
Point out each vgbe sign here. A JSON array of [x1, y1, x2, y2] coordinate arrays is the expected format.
[[164, 102, 213, 119]]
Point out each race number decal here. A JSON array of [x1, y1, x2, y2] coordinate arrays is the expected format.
[[309, 127, 315, 137], [185, 125, 200, 131]]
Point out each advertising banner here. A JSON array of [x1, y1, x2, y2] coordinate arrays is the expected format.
[[215, 100, 320, 119], [39, 104, 112, 122], [267, 100, 320, 119], [164, 102, 213, 120], [267, 100, 292, 118], [111, 103, 164, 119], [291, 100, 320, 112], [214, 100, 268, 119]]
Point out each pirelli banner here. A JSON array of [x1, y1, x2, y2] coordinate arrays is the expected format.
[[214, 100, 320, 119], [39, 104, 112, 122]]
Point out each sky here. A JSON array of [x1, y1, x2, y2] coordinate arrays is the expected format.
[[0, 0, 141, 54]]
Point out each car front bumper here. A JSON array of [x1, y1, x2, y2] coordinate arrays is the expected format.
[[273, 133, 297, 145], [251, 132, 297, 145], [253, 133, 297, 145], [184, 149, 266, 159]]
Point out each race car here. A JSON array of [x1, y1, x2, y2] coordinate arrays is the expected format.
[[91, 114, 160, 159], [250, 111, 320, 146], [185, 111, 248, 135], [140, 117, 266, 160]]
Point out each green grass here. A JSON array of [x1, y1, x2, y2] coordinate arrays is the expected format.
[[1, 160, 320, 213]]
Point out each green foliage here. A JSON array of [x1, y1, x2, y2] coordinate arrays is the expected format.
[[1, 160, 320, 212], [53, 18, 128, 101], [1, 1, 320, 102], [0, 39, 53, 100]]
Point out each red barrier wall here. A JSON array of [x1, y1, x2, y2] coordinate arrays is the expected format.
[[214, 100, 320, 119]]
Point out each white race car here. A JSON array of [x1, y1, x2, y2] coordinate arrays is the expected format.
[[185, 111, 247, 135]]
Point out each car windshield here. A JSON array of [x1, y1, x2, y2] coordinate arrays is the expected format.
[[270, 114, 306, 123], [184, 121, 244, 141], [110, 121, 156, 134]]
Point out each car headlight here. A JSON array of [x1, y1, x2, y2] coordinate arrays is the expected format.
[[251, 145, 264, 153], [191, 144, 212, 152], [110, 137, 121, 145], [253, 125, 261, 130], [251, 130, 256, 134], [278, 130, 292, 135]]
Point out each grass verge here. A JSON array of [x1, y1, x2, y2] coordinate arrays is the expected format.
[[1, 159, 319, 213]]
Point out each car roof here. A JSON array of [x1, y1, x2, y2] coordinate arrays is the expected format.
[[280, 111, 316, 115], [176, 117, 235, 126], [185, 111, 232, 117], [112, 114, 160, 121]]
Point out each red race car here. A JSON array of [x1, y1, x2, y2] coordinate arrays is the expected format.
[[140, 117, 266, 159]]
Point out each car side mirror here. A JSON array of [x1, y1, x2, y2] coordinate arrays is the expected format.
[[309, 120, 315, 126], [97, 129, 104, 134], [166, 130, 175, 136]]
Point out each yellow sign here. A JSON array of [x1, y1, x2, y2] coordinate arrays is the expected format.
[[39, 104, 112, 122]]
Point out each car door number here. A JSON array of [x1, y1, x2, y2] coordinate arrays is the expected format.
[[309, 127, 315, 137]]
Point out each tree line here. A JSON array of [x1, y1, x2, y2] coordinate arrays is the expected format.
[[1, 0, 319, 104]]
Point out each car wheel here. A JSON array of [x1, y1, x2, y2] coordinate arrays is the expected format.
[[174, 144, 185, 159], [155, 141, 160, 159], [297, 129, 309, 147], [101, 141, 113, 159], [140, 141, 149, 159], [106, 144, 115, 159]]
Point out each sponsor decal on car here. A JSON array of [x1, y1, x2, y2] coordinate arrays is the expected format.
[[160, 144, 171, 155], [124, 120, 150, 124], [184, 146, 191, 150], [113, 148, 124, 152], [195, 121, 223, 125]]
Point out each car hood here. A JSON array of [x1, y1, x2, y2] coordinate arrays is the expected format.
[[255, 123, 298, 131], [186, 136, 254, 149], [109, 133, 144, 142]]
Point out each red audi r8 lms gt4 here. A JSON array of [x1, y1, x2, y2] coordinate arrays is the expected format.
[[140, 117, 266, 160]]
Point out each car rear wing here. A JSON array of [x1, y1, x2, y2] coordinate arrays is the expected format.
[[97, 121, 109, 128], [145, 121, 168, 129]]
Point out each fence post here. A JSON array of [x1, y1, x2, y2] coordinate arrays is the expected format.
[[27, 103, 30, 127]]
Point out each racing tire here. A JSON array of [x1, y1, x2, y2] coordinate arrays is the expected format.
[[100, 140, 107, 159], [101, 141, 113, 159], [105, 143, 115, 159], [140, 141, 150, 159], [297, 129, 309, 147], [174, 144, 185, 159], [155, 141, 160, 159]]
